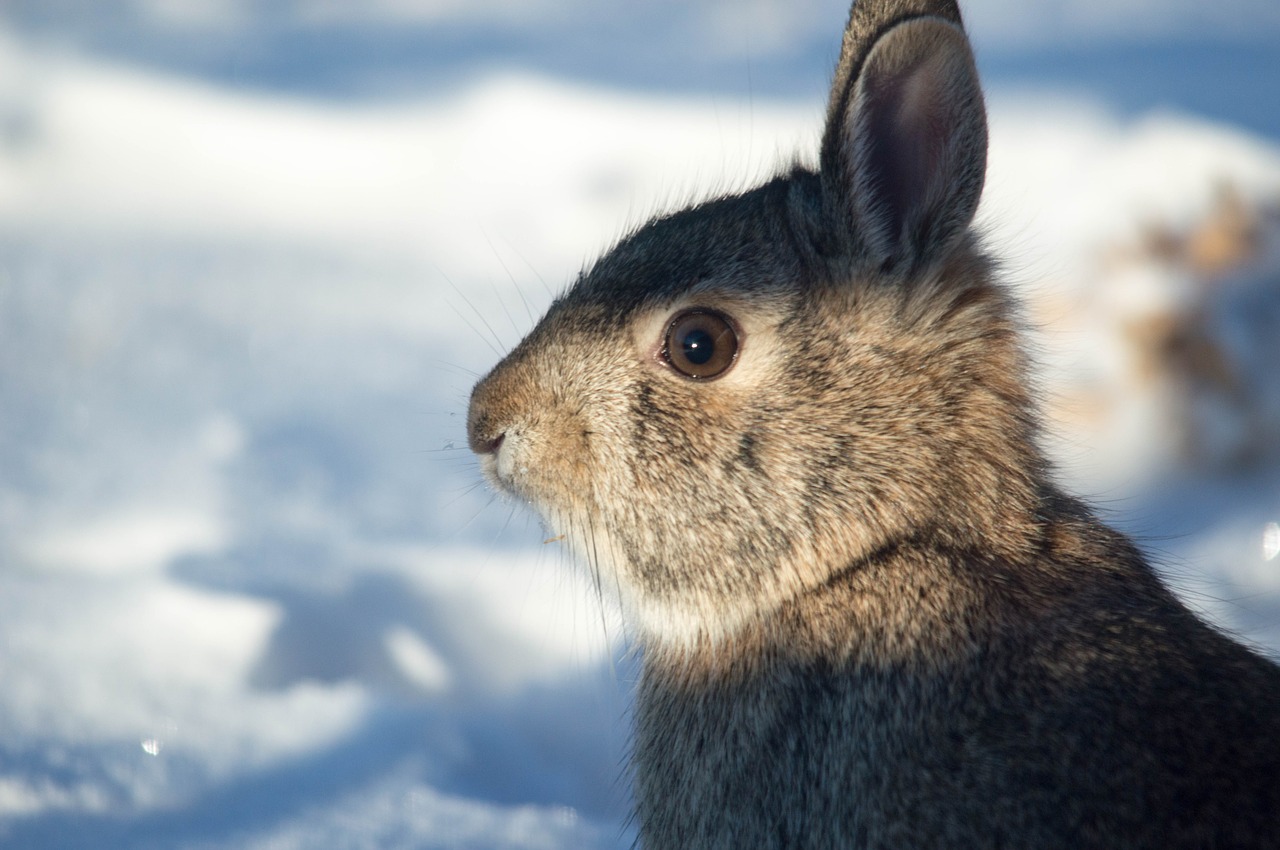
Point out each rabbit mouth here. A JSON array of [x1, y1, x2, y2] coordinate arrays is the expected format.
[[474, 430, 526, 498], [474, 427, 584, 521]]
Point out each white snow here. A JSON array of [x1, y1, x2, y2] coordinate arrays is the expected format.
[[1, 13, 1278, 850]]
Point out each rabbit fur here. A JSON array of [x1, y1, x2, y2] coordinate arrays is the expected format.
[[467, 0, 1280, 846]]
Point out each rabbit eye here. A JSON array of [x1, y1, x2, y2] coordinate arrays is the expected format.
[[663, 309, 738, 379]]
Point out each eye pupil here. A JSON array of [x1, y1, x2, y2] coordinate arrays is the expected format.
[[663, 309, 739, 379], [681, 328, 716, 365]]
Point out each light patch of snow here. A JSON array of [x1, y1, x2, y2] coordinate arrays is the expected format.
[[0, 775, 113, 818], [383, 625, 452, 694], [187, 774, 615, 850], [370, 543, 619, 695], [24, 510, 227, 576], [980, 95, 1280, 284], [0, 54, 814, 277], [1264, 522, 1280, 562], [0, 579, 276, 738]]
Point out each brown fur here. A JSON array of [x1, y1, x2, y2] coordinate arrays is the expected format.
[[467, 1, 1280, 846]]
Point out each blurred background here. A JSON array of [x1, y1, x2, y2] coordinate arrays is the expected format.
[[1, 1, 1278, 847]]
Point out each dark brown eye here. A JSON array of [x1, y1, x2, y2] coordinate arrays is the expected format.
[[663, 309, 739, 379]]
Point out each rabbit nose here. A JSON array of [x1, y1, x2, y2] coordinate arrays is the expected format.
[[476, 432, 505, 456], [466, 404, 504, 457], [466, 376, 509, 457]]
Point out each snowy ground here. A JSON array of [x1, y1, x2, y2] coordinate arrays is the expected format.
[[2, 3, 1279, 848]]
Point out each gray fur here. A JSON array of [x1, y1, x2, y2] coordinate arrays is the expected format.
[[467, 1, 1280, 847]]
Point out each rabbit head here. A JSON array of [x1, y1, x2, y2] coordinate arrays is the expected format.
[[468, 0, 1044, 648]]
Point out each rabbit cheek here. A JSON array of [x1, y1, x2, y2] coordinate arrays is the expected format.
[[505, 413, 593, 501]]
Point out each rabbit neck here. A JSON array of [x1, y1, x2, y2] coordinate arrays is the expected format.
[[637, 532, 999, 684], [631, 484, 1160, 684]]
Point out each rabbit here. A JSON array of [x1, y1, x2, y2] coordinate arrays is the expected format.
[[466, 0, 1280, 846]]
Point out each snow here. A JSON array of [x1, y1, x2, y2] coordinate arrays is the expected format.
[[11, 0, 1280, 51], [2, 8, 1279, 849]]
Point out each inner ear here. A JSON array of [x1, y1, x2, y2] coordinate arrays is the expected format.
[[831, 17, 987, 270], [860, 50, 955, 242]]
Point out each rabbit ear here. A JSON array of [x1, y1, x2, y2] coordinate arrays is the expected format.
[[820, 0, 987, 272]]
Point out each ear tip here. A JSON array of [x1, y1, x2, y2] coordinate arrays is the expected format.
[[843, 0, 966, 36], [885, 16, 980, 76]]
